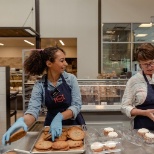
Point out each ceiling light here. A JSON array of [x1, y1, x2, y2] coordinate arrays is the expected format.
[[139, 23, 152, 27], [0, 43, 4, 46], [24, 40, 34, 46], [24, 29, 36, 35], [106, 31, 115, 34], [136, 34, 148, 37], [59, 40, 65, 46]]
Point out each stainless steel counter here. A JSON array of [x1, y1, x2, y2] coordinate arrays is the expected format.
[[0, 132, 39, 154], [1, 122, 154, 154], [81, 105, 121, 112]]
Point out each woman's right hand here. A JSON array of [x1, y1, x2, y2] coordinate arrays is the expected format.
[[2, 117, 28, 145]]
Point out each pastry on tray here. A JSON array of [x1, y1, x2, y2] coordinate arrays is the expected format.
[[104, 141, 117, 150], [107, 131, 118, 138], [90, 142, 104, 152], [144, 132, 154, 143], [103, 127, 114, 136], [137, 128, 149, 137], [33, 126, 85, 152]]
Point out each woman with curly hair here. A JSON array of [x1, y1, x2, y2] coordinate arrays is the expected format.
[[2, 46, 85, 145]]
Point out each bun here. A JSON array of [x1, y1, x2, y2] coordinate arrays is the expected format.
[[103, 127, 114, 136], [137, 128, 149, 137], [108, 131, 118, 138], [90, 142, 104, 152], [104, 141, 116, 150], [144, 132, 154, 143]]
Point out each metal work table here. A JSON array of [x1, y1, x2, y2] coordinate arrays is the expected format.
[[1, 122, 154, 154]]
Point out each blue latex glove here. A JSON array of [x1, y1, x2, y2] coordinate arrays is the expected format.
[[49, 112, 63, 141], [2, 117, 28, 145]]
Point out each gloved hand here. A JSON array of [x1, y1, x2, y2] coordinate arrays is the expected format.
[[49, 112, 63, 141], [2, 117, 28, 145]]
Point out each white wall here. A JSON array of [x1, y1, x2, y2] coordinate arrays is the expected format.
[[0, 0, 35, 28], [40, 0, 98, 79], [102, 0, 154, 23], [0, 0, 154, 78]]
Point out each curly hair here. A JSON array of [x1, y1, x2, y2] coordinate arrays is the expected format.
[[24, 46, 65, 75], [136, 43, 154, 62]]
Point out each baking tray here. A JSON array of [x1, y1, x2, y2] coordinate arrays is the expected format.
[[30, 125, 86, 154], [0, 132, 39, 154], [28, 121, 44, 132]]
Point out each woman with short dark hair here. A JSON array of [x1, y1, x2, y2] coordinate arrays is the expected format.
[[121, 43, 154, 130]]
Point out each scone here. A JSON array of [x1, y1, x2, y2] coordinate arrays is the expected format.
[[137, 128, 149, 137], [108, 131, 118, 138], [90, 142, 104, 152], [104, 141, 117, 150], [103, 127, 114, 136], [144, 132, 154, 143]]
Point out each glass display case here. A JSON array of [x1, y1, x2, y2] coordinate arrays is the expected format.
[[78, 79, 127, 112]]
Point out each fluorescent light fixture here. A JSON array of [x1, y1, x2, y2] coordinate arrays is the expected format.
[[24, 40, 34, 46], [0, 43, 4, 46], [106, 31, 115, 34], [24, 29, 36, 35], [136, 34, 148, 37], [59, 40, 65, 46], [139, 23, 152, 27]]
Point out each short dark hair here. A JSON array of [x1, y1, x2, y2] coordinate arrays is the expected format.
[[136, 43, 154, 62], [24, 46, 65, 75]]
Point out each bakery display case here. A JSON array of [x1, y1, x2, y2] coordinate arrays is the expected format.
[[78, 79, 127, 112], [10, 70, 22, 93]]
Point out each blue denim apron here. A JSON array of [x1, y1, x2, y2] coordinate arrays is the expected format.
[[134, 72, 154, 130], [44, 74, 85, 126]]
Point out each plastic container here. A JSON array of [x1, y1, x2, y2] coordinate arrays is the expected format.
[[87, 137, 123, 154]]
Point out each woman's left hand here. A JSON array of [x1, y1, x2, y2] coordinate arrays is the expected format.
[[144, 109, 154, 121], [49, 112, 63, 141]]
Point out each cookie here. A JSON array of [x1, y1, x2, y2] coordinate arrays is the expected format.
[[52, 141, 69, 150], [68, 128, 85, 141], [55, 135, 67, 141], [43, 127, 50, 135], [7, 128, 27, 143], [44, 133, 52, 141], [35, 141, 52, 150], [67, 139, 83, 148], [62, 127, 68, 132]]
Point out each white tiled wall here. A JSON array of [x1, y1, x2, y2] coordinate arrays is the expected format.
[[0, 67, 7, 144]]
